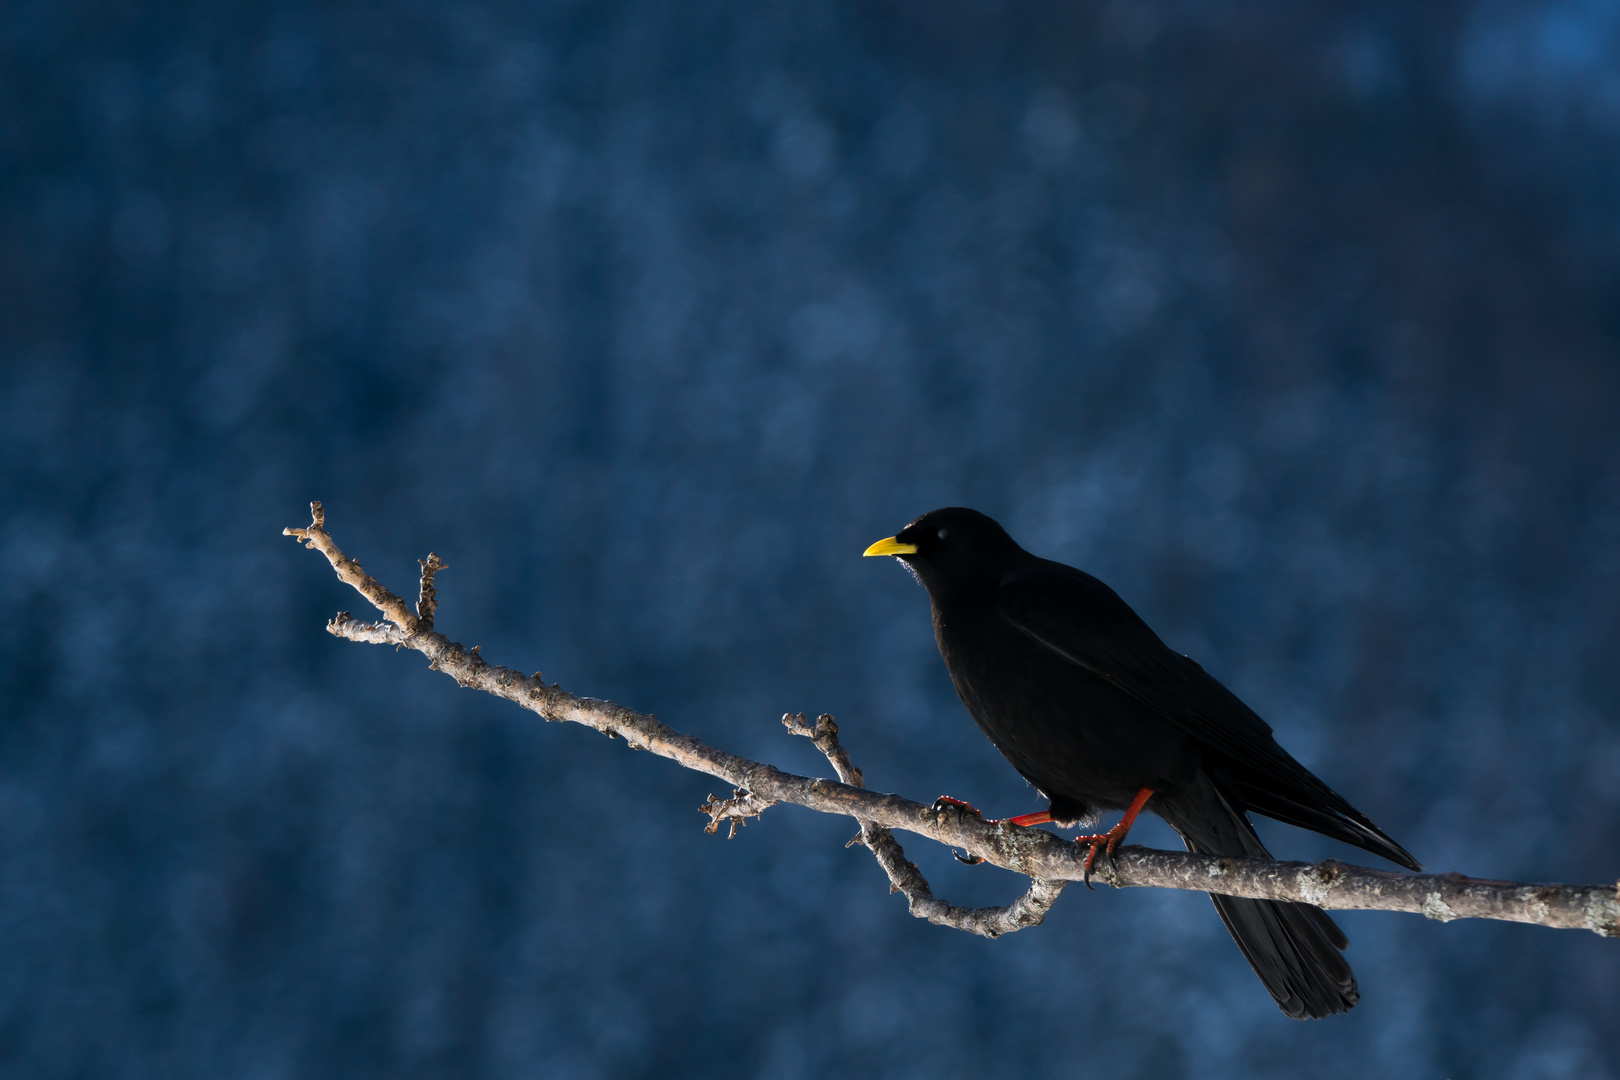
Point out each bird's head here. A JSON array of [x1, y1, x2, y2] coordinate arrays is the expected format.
[[863, 507, 1026, 599]]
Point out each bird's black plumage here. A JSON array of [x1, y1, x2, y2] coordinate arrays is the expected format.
[[868, 507, 1419, 1019]]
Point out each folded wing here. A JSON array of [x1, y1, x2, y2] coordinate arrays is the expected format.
[[996, 565, 1420, 871]]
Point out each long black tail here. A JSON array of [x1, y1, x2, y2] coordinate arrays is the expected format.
[[1155, 772, 1358, 1020]]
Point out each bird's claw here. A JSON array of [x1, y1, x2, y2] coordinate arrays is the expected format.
[[1076, 822, 1129, 889], [932, 798, 991, 862], [931, 795, 984, 820]]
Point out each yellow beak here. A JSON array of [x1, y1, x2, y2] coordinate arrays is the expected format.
[[863, 536, 919, 557]]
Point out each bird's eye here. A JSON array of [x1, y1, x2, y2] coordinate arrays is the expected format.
[[936, 527, 951, 542]]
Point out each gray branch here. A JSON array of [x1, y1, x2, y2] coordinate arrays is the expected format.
[[284, 502, 1620, 940], [781, 711, 1066, 938]]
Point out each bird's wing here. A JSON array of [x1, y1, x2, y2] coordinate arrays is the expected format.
[[995, 565, 1420, 868], [995, 566, 1296, 772]]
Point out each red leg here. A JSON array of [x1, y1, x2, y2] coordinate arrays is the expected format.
[[936, 797, 1051, 828], [938, 799, 1140, 835], [1075, 787, 1154, 883], [1006, 810, 1054, 827]]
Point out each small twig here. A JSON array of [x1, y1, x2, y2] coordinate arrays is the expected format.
[[417, 553, 446, 627], [283, 502, 421, 635], [782, 711, 1066, 938], [327, 612, 406, 646], [700, 788, 778, 839], [780, 712, 862, 787], [282, 503, 1620, 939]]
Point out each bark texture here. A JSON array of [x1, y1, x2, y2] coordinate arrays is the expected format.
[[285, 502, 1620, 939]]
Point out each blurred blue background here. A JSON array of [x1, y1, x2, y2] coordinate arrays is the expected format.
[[4, 1, 1620, 1076]]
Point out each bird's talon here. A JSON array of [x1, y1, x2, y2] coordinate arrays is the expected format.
[[953, 850, 986, 865], [1077, 824, 1126, 888], [932, 795, 983, 819]]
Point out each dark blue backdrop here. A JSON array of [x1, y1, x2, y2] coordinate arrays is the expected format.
[[4, 1, 1619, 1076]]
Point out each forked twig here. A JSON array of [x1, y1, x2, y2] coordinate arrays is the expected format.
[[781, 712, 1065, 938]]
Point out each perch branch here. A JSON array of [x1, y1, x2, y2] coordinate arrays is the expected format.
[[283, 503, 1620, 940], [782, 711, 1066, 938]]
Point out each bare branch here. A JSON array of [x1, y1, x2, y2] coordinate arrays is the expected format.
[[284, 502, 420, 634], [327, 612, 406, 646], [284, 503, 1620, 940], [782, 711, 1067, 938], [416, 553, 446, 627], [781, 712, 863, 787]]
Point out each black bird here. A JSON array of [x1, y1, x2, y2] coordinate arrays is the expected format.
[[865, 507, 1419, 1019]]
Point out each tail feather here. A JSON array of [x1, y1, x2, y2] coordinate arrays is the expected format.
[[1206, 893, 1358, 1019], [1239, 784, 1422, 872], [1158, 773, 1358, 1020]]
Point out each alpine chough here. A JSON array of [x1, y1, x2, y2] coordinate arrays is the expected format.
[[865, 506, 1420, 1019]]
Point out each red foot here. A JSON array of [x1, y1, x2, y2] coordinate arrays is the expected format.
[[1077, 787, 1154, 886], [933, 796, 991, 864], [932, 795, 985, 819], [1075, 821, 1132, 879]]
